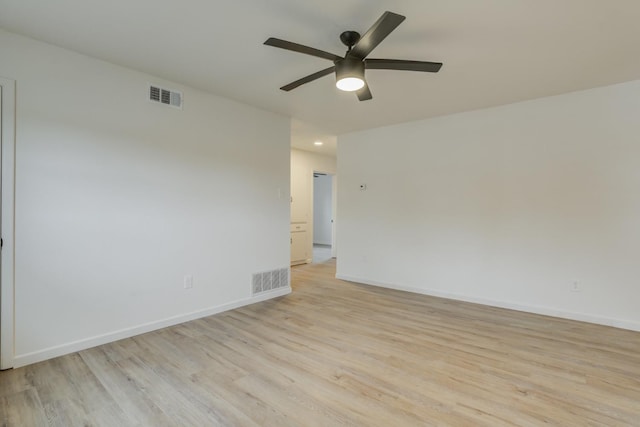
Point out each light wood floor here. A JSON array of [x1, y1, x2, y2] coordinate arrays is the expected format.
[[2, 259, 640, 426]]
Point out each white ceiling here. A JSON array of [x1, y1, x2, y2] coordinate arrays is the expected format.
[[291, 119, 338, 157], [2, 0, 640, 140]]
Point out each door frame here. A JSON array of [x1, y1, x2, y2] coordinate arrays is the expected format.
[[312, 170, 337, 259], [1, 77, 16, 370], [330, 174, 337, 258]]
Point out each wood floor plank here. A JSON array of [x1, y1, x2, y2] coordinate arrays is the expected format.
[[1, 258, 640, 426], [79, 347, 177, 426], [0, 388, 48, 426], [0, 366, 32, 399]]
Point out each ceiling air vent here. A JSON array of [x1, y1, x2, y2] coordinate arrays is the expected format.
[[148, 84, 183, 109]]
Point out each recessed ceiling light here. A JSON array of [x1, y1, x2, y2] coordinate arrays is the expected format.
[[314, 141, 323, 146]]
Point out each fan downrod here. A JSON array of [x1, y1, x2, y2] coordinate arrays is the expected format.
[[339, 31, 361, 49]]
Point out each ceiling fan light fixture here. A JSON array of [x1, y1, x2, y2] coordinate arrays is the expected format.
[[335, 58, 365, 92], [265, 11, 442, 101]]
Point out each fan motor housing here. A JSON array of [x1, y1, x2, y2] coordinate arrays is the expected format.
[[335, 57, 365, 82]]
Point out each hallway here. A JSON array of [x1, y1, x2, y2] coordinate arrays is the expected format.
[[312, 244, 332, 264]]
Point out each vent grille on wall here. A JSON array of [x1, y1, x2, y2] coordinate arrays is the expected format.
[[148, 84, 183, 109], [252, 268, 290, 295]]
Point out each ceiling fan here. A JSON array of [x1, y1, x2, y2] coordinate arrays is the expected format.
[[264, 11, 443, 101]]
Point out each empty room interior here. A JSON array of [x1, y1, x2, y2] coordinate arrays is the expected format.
[[1, 1, 640, 426]]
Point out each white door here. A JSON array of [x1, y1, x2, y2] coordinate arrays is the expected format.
[[0, 84, 3, 367], [0, 78, 16, 370]]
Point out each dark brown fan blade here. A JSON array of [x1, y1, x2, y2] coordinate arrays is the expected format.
[[280, 66, 336, 91], [348, 11, 405, 59], [264, 38, 342, 61], [356, 83, 372, 101], [365, 58, 443, 72]]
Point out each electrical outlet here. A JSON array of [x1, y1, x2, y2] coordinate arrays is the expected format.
[[570, 281, 581, 292], [184, 275, 193, 289]]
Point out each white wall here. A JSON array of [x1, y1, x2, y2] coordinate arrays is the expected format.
[[290, 149, 336, 260], [313, 174, 333, 245], [337, 80, 640, 331], [0, 30, 291, 366]]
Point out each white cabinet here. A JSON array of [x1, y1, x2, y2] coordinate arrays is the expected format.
[[290, 160, 309, 223], [291, 223, 309, 265]]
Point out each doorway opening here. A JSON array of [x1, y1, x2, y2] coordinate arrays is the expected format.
[[312, 172, 336, 264]]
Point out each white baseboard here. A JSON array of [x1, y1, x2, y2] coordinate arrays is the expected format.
[[336, 274, 640, 333], [13, 287, 291, 368]]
